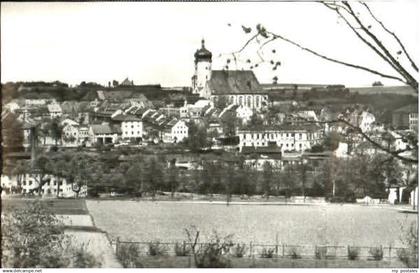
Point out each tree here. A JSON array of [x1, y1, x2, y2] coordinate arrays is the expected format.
[[184, 121, 210, 151], [142, 157, 164, 198], [220, 111, 238, 137], [31, 154, 53, 196], [248, 112, 264, 128], [125, 158, 144, 196], [166, 159, 180, 198], [262, 162, 274, 199], [50, 118, 63, 145], [2, 112, 24, 153], [2, 200, 100, 268]]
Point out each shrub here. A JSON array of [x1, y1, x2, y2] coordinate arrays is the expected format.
[[184, 227, 233, 268], [71, 246, 102, 268], [232, 244, 247, 258], [347, 246, 360, 260], [369, 246, 383, 261], [288, 247, 301, 259], [117, 243, 143, 268], [315, 246, 328, 259], [174, 241, 191, 257], [399, 221, 418, 267], [148, 241, 166, 256], [260, 247, 275, 258]]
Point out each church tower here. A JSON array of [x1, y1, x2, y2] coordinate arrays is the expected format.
[[192, 39, 212, 98]]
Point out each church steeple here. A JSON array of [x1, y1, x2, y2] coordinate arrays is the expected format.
[[194, 38, 212, 63], [192, 39, 212, 98]]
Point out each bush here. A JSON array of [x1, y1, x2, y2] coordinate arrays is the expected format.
[[174, 242, 191, 257], [288, 247, 301, 259], [184, 227, 233, 268], [315, 246, 327, 259], [71, 246, 102, 268], [232, 244, 247, 258], [148, 241, 166, 256], [369, 246, 383, 261], [117, 243, 143, 268], [397, 248, 417, 268], [260, 247, 275, 258], [347, 246, 360, 260], [195, 242, 232, 268]]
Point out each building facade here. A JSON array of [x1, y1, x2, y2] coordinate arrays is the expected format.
[[237, 125, 323, 152]]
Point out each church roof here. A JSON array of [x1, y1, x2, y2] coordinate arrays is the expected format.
[[208, 70, 264, 95]]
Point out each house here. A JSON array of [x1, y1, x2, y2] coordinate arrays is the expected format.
[[160, 119, 189, 143], [47, 103, 62, 119], [236, 105, 253, 124], [1, 172, 86, 198], [237, 124, 323, 153], [111, 114, 143, 141], [62, 123, 80, 147], [89, 123, 121, 144], [358, 111, 376, 132], [191, 40, 268, 110], [179, 99, 212, 119], [392, 104, 418, 131]]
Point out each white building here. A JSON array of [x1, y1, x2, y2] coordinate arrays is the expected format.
[[358, 111, 376, 132], [237, 124, 323, 153], [112, 114, 144, 140], [1, 173, 86, 197], [47, 103, 63, 119], [89, 123, 121, 144], [161, 119, 189, 143], [409, 112, 418, 132], [236, 105, 253, 124]]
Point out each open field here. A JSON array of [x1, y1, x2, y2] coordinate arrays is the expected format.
[[1, 198, 89, 215], [87, 200, 417, 247]]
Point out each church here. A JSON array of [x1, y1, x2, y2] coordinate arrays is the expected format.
[[191, 39, 268, 110]]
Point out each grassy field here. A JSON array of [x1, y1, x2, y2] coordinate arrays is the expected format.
[[87, 201, 417, 248], [2, 198, 88, 215]]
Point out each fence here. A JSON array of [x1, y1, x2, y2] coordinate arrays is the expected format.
[[112, 238, 411, 262]]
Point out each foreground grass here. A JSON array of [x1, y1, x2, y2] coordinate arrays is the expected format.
[[135, 256, 406, 268]]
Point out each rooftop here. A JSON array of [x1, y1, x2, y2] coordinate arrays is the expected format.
[[209, 70, 263, 95]]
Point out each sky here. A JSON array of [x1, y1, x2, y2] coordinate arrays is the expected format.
[[1, 1, 419, 87]]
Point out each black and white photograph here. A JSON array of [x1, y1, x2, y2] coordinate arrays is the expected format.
[[1, 1, 419, 270]]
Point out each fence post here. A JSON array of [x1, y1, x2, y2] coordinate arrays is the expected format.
[[249, 242, 253, 258], [115, 237, 120, 257], [282, 244, 285, 257], [388, 245, 392, 262], [275, 233, 279, 258]]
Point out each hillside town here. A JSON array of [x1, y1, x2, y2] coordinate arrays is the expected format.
[[1, 39, 418, 207]]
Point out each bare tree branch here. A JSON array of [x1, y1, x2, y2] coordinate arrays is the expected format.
[[322, 2, 404, 77], [342, 2, 418, 90], [361, 2, 419, 72], [264, 30, 406, 83]]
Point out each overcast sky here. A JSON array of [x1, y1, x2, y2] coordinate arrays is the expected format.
[[1, 1, 419, 87]]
